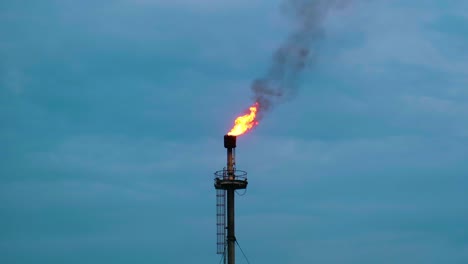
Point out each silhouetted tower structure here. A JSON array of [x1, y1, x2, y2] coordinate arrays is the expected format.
[[214, 135, 248, 264]]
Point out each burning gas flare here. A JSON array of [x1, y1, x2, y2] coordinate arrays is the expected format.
[[227, 102, 259, 136]]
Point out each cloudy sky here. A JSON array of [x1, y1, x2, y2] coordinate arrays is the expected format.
[[1, 0, 468, 263]]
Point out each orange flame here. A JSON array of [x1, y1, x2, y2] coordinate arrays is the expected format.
[[227, 102, 259, 136]]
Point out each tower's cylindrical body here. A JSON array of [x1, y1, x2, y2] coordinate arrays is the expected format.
[[224, 135, 236, 264], [227, 187, 235, 264], [215, 135, 247, 264], [227, 148, 234, 180]]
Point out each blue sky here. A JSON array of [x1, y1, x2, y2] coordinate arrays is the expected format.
[[1, 0, 468, 263]]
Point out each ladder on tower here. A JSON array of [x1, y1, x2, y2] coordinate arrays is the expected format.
[[216, 189, 226, 255]]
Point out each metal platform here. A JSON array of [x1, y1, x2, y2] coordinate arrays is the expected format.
[[214, 169, 248, 190]]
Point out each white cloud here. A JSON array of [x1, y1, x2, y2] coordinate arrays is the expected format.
[[130, 0, 269, 11], [30, 135, 224, 179], [324, 1, 468, 76], [2, 68, 26, 94], [403, 95, 468, 115]]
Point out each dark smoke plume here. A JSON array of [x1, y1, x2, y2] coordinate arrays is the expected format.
[[252, 0, 349, 116]]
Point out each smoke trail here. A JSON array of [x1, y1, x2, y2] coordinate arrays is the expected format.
[[252, 0, 349, 116]]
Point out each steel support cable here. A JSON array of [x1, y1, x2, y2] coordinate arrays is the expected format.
[[218, 251, 226, 264], [235, 188, 248, 196], [235, 238, 251, 264]]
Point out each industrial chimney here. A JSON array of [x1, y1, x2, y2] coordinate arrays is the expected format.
[[214, 135, 248, 264]]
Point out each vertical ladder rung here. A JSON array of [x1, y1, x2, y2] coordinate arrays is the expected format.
[[216, 189, 226, 254]]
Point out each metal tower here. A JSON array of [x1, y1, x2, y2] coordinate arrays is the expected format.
[[214, 135, 248, 264]]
